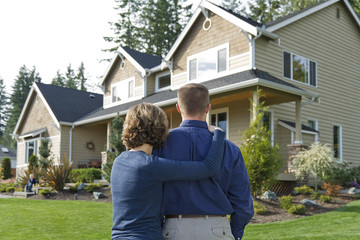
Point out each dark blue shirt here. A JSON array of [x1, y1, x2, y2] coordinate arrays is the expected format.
[[111, 130, 224, 240], [154, 120, 254, 239]]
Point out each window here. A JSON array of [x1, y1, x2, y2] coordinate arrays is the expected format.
[[261, 111, 274, 145], [111, 77, 135, 103], [211, 108, 229, 138], [333, 125, 342, 159], [283, 50, 317, 86], [25, 140, 37, 163], [188, 43, 229, 81], [308, 119, 319, 142], [155, 72, 171, 92]]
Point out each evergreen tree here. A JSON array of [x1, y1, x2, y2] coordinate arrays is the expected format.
[[349, 0, 360, 17], [247, 0, 282, 24], [3, 66, 41, 149], [221, 0, 246, 14], [279, 0, 324, 17], [65, 64, 77, 89], [51, 70, 66, 87], [0, 78, 8, 138], [75, 62, 87, 91]]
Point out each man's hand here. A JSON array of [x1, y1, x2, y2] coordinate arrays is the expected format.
[[208, 125, 223, 133]]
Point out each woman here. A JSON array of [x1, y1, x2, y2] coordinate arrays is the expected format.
[[111, 102, 224, 240]]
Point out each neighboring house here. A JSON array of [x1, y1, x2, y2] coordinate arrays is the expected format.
[[14, 0, 360, 183], [0, 144, 17, 177], [13, 83, 106, 177]]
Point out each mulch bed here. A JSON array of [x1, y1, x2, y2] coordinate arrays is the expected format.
[[251, 193, 357, 224]]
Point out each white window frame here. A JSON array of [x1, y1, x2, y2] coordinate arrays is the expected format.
[[282, 50, 317, 87], [333, 124, 342, 160], [210, 107, 229, 139], [110, 77, 136, 104], [262, 110, 274, 146], [308, 118, 319, 142], [155, 71, 171, 92], [187, 43, 229, 82], [25, 139, 39, 164]]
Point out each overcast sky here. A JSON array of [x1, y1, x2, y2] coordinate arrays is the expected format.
[[0, 0, 118, 93]]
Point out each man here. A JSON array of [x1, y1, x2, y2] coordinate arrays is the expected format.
[[153, 83, 254, 240]]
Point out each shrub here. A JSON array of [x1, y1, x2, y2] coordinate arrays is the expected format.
[[292, 142, 338, 191], [39, 189, 51, 197], [294, 185, 314, 195], [280, 195, 293, 210], [69, 168, 102, 183], [311, 192, 320, 200], [253, 201, 266, 214], [241, 88, 283, 197], [1, 157, 12, 179], [45, 154, 73, 191], [288, 204, 306, 215], [0, 184, 7, 192], [68, 182, 81, 193], [322, 182, 342, 196], [16, 167, 42, 187], [6, 186, 15, 193], [320, 195, 332, 203], [85, 183, 102, 193]]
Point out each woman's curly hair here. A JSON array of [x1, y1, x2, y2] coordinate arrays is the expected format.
[[122, 103, 169, 148]]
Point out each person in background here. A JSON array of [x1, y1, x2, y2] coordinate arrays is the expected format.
[[110, 102, 225, 240], [26, 174, 38, 192], [154, 83, 254, 240]]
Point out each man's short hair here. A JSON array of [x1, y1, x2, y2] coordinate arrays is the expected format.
[[122, 102, 169, 148], [177, 83, 210, 116]]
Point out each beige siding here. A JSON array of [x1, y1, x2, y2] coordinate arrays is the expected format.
[[49, 135, 61, 163], [60, 126, 71, 164], [255, 2, 360, 166], [172, 73, 187, 89], [229, 52, 250, 71], [16, 141, 26, 167], [172, 12, 249, 76], [71, 124, 107, 166]]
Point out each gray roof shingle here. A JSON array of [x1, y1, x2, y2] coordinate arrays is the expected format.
[[123, 47, 162, 69], [36, 82, 103, 123], [78, 69, 309, 123]]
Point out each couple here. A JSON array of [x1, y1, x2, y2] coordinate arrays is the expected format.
[[111, 83, 254, 240]]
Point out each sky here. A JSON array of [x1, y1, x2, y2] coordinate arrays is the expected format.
[[0, 0, 118, 93]]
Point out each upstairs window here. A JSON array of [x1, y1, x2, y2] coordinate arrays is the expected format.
[[156, 72, 171, 92], [188, 43, 229, 81], [25, 140, 37, 164], [283, 50, 317, 87], [111, 77, 135, 103]]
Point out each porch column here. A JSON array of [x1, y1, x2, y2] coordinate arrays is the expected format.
[[106, 120, 112, 150], [252, 91, 259, 121], [295, 98, 303, 144]]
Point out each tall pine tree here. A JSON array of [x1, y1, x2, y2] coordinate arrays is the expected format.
[[279, 0, 324, 17], [76, 62, 87, 91], [0, 78, 8, 139], [51, 70, 66, 87], [247, 0, 282, 24], [3, 66, 41, 148], [349, 0, 360, 17], [221, 0, 246, 14], [65, 64, 77, 89]]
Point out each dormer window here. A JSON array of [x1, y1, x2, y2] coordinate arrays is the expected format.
[[188, 43, 229, 81], [155, 71, 171, 92], [111, 77, 135, 103]]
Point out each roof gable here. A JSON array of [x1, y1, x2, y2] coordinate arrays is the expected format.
[[266, 0, 360, 32], [100, 46, 162, 85]]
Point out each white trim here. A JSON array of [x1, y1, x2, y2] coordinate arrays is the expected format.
[[187, 43, 230, 82], [333, 124, 343, 160], [228, 51, 250, 61], [307, 118, 319, 142], [210, 107, 229, 139], [263, 110, 274, 146], [278, 120, 318, 135], [24, 138, 40, 164], [19, 128, 47, 139], [110, 77, 136, 105], [155, 71, 171, 92]]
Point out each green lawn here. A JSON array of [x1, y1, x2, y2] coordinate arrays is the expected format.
[[243, 200, 360, 240], [1, 198, 359, 240], [0, 198, 113, 240]]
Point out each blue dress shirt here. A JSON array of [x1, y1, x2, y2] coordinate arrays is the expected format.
[[153, 120, 254, 239], [111, 130, 224, 240]]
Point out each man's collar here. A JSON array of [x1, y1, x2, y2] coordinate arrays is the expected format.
[[179, 120, 208, 129]]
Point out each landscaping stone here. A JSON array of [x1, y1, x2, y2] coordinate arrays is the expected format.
[[301, 199, 318, 206], [261, 190, 277, 201], [77, 183, 85, 190], [93, 192, 105, 199], [347, 187, 360, 194]]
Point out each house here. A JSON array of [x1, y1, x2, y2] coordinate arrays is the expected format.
[[13, 83, 106, 177], [0, 144, 17, 178], [14, 0, 360, 185]]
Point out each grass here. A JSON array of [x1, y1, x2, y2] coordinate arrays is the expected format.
[[1, 198, 360, 240], [243, 200, 360, 240], [0, 198, 112, 240]]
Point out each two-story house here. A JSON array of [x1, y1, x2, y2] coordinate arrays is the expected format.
[[14, 0, 360, 184]]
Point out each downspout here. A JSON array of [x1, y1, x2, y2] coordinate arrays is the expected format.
[[241, 30, 263, 69], [69, 124, 75, 163], [301, 96, 317, 107], [136, 69, 152, 98]]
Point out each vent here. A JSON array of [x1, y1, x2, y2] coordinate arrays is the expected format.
[[1, 147, 9, 153], [89, 94, 95, 98], [336, 8, 340, 19]]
